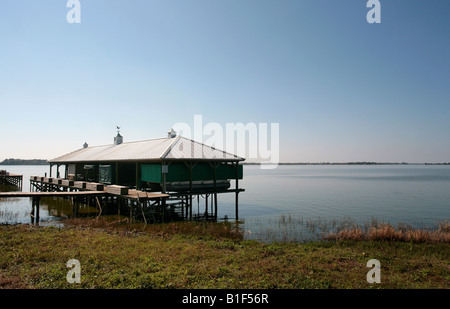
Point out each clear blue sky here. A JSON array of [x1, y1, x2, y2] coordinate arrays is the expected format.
[[1, 0, 449, 163]]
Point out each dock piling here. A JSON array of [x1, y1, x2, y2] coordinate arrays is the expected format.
[[30, 197, 40, 225]]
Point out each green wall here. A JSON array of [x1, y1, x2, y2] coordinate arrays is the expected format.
[[141, 162, 243, 183]]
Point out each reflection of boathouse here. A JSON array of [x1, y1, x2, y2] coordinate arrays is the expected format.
[[47, 130, 245, 221]]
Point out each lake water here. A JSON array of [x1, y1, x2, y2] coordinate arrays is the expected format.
[[1, 164, 449, 242]]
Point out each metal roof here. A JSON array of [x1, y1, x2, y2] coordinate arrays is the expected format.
[[48, 136, 244, 163]]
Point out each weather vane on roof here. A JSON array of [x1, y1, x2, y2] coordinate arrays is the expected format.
[[116, 125, 120, 133]]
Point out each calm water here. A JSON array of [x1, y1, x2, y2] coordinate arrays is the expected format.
[[1, 164, 449, 241]]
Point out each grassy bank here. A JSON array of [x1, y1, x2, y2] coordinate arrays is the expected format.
[[0, 217, 448, 289]]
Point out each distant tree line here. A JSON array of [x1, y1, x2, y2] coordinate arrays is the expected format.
[[0, 159, 47, 165]]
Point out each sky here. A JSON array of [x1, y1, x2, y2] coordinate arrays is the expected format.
[[1, 0, 449, 163]]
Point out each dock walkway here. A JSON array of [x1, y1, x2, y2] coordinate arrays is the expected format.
[[0, 191, 106, 198], [27, 176, 168, 200], [0, 176, 169, 225]]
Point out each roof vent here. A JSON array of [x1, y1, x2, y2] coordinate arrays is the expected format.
[[114, 126, 123, 145], [83, 142, 88, 148], [167, 128, 177, 138]]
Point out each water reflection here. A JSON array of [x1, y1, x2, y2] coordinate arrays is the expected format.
[[0, 185, 99, 226]]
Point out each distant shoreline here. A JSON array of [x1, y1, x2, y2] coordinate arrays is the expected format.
[[0, 159, 47, 165]]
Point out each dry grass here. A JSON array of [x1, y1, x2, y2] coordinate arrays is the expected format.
[[325, 221, 450, 243], [0, 272, 30, 289]]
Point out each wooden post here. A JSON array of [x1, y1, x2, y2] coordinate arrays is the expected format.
[[30, 198, 35, 224], [205, 194, 209, 219], [162, 198, 166, 223], [31, 197, 41, 225], [214, 193, 217, 219], [71, 197, 79, 217], [129, 200, 133, 223], [213, 162, 218, 220], [35, 197, 40, 224], [117, 197, 121, 219], [189, 196, 191, 220], [95, 197, 103, 218], [197, 195, 200, 219], [140, 199, 147, 225], [181, 196, 185, 219], [189, 162, 193, 220], [235, 162, 239, 221], [186, 196, 189, 220], [210, 194, 214, 218]]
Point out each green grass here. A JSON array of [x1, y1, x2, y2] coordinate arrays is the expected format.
[[0, 217, 448, 289]]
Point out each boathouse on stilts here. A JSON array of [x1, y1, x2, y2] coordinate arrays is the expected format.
[[44, 129, 245, 222]]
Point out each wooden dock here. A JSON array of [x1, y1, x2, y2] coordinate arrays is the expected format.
[[0, 191, 106, 198], [0, 171, 23, 190], [27, 176, 168, 200], [0, 176, 170, 225], [1, 174, 244, 225]]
